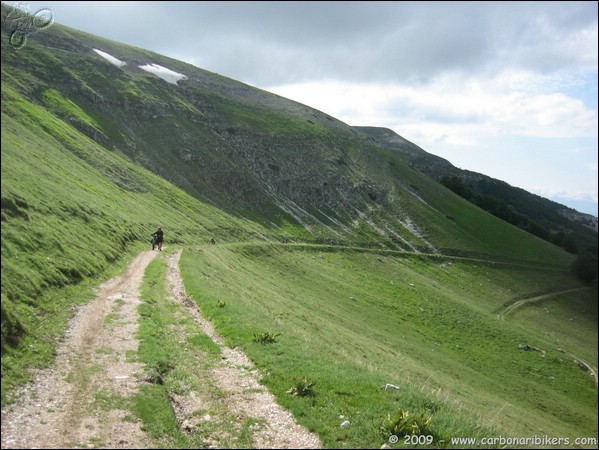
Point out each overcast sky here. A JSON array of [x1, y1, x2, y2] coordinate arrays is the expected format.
[[10, 1, 599, 216]]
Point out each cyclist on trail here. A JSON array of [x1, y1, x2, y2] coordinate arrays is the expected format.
[[151, 227, 164, 251]]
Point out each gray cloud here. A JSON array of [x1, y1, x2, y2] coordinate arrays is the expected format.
[[18, 1, 598, 86]]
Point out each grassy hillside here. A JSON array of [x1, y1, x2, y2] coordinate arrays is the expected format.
[[180, 243, 597, 448], [0, 14, 580, 263], [1, 79, 271, 397]]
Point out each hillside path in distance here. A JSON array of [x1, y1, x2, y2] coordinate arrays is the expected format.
[[498, 286, 598, 387], [1, 248, 322, 449], [497, 287, 588, 321]]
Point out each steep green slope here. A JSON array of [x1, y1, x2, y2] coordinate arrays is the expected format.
[[1, 13, 579, 267], [1, 78, 272, 388]]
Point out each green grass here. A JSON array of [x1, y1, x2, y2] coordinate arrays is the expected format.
[[134, 256, 196, 448], [179, 243, 597, 448], [133, 254, 259, 448], [511, 289, 598, 366], [40, 88, 102, 129]]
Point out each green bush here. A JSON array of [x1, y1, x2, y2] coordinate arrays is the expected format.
[[252, 331, 280, 344], [287, 377, 315, 397], [381, 408, 432, 438]]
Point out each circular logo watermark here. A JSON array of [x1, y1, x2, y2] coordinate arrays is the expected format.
[[3, 3, 54, 49]]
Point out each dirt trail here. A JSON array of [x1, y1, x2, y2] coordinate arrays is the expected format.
[[497, 287, 588, 321], [165, 249, 321, 449], [1, 249, 322, 449], [497, 286, 598, 387], [1, 250, 158, 449]]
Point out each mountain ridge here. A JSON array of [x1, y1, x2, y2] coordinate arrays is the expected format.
[[354, 126, 598, 249]]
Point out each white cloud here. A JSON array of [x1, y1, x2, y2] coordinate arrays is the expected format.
[[268, 70, 598, 215], [269, 70, 597, 143]]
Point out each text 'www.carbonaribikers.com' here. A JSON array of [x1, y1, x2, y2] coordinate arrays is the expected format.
[[449, 435, 597, 447]]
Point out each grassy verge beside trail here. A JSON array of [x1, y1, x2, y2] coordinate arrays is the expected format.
[[179, 245, 501, 449], [179, 243, 597, 449], [133, 251, 253, 449]]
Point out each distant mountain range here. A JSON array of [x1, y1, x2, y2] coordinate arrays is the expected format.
[[355, 126, 598, 252]]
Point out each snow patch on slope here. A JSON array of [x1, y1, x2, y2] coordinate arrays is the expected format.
[[139, 64, 188, 85], [93, 49, 126, 68]]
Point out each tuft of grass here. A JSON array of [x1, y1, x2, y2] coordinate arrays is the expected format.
[[252, 331, 280, 344], [381, 408, 434, 442], [287, 377, 316, 397]]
